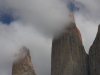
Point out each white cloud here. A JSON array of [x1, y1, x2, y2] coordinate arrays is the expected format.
[[0, 0, 99, 75], [0, 0, 72, 37], [0, 0, 71, 75]]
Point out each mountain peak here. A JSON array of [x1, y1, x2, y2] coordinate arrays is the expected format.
[[12, 47, 36, 75], [51, 19, 88, 75]]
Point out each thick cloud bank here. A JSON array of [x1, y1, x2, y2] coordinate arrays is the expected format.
[[0, 0, 71, 75], [0, 0, 72, 36]]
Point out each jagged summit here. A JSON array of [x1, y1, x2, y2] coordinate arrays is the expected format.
[[12, 47, 36, 75]]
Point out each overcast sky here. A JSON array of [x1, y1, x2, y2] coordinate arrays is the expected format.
[[0, 0, 100, 75]]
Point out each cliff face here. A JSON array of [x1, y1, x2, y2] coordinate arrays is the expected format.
[[12, 47, 36, 75], [51, 22, 89, 75], [89, 25, 100, 75]]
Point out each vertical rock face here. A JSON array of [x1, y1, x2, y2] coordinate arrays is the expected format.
[[12, 47, 36, 75], [89, 25, 100, 75], [51, 22, 88, 75]]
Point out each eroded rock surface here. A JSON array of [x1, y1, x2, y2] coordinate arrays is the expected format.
[[12, 47, 36, 75], [51, 22, 88, 75]]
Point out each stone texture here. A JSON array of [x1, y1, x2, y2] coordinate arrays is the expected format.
[[89, 25, 100, 75], [51, 22, 89, 75], [12, 47, 36, 75]]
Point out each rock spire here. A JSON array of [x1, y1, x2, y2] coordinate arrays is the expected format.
[[12, 47, 36, 75], [51, 14, 89, 75]]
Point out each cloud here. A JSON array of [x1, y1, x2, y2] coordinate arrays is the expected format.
[[0, 0, 71, 75], [0, 0, 72, 37], [73, 0, 100, 21]]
